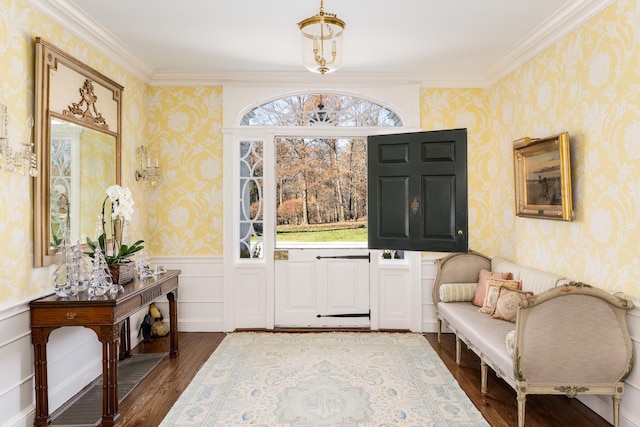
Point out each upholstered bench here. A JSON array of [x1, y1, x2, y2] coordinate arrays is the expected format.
[[432, 252, 634, 427]]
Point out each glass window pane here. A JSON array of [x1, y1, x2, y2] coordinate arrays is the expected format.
[[239, 140, 263, 259], [241, 94, 402, 127]]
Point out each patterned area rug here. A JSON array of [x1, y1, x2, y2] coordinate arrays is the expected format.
[[161, 333, 488, 426]]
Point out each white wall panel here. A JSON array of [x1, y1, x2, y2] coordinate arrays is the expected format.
[[149, 256, 224, 333], [235, 268, 267, 329], [421, 257, 439, 332], [0, 305, 101, 427], [378, 268, 411, 330]]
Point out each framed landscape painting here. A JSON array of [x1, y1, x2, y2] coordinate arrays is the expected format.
[[513, 132, 573, 221]]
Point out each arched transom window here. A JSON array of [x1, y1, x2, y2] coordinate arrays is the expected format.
[[241, 93, 403, 127]]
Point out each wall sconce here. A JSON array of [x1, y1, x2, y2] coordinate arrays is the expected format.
[[135, 145, 160, 185], [0, 102, 38, 177]]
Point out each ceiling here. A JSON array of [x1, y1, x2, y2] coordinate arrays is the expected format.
[[46, 0, 613, 86]]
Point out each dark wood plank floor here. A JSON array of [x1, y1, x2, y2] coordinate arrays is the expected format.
[[424, 333, 611, 427], [115, 332, 226, 427], [116, 332, 611, 426]]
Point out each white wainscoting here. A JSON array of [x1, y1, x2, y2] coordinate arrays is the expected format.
[[0, 303, 101, 427], [150, 256, 224, 333], [421, 257, 439, 333], [377, 260, 412, 330], [420, 257, 640, 426], [233, 265, 268, 329]]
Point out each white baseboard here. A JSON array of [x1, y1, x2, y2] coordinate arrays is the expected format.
[[178, 319, 225, 332], [421, 322, 439, 333], [1, 408, 34, 427]]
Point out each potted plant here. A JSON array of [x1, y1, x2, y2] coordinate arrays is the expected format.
[[86, 185, 144, 285]]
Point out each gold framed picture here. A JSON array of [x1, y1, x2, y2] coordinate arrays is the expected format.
[[513, 132, 573, 221]]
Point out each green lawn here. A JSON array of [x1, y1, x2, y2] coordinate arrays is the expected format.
[[276, 221, 367, 242]]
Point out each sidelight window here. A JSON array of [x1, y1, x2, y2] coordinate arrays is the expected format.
[[239, 140, 264, 259]]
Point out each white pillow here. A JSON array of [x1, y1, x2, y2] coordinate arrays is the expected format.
[[439, 282, 477, 302], [505, 330, 516, 356]]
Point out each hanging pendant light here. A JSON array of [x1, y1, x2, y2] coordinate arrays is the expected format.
[[298, 0, 345, 75]]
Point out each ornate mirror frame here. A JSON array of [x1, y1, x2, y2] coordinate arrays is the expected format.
[[33, 37, 123, 267]]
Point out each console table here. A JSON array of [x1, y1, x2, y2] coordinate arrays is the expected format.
[[29, 270, 181, 426]]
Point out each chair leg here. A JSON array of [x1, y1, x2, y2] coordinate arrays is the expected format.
[[613, 395, 621, 427], [517, 390, 526, 427], [437, 319, 442, 343], [480, 360, 488, 395], [455, 336, 461, 365]]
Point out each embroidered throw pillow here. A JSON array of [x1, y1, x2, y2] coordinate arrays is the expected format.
[[492, 287, 534, 322], [472, 269, 513, 306], [479, 278, 522, 314], [439, 282, 477, 302]]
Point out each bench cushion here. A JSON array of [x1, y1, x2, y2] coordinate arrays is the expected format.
[[439, 302, 515, 379]]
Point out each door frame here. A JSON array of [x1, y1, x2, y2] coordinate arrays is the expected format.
[[221, 84, 423, 332], [223, 127, 423, 332]]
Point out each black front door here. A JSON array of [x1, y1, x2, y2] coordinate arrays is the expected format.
[[367, 129, 468, 252]]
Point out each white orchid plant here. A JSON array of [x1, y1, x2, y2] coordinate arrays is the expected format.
[[86, 185, 144, 265]]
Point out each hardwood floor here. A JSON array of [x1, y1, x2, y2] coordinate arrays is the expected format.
[[115, 332, 226, 427], [424, 333, 611, 427], [117, 332, 611, 426]]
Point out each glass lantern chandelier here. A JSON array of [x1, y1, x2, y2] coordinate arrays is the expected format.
[[298, 0, 346, 75]]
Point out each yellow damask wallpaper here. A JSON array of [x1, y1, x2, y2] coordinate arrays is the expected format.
[[497, 0, 640, 297], [419, 88, 494, 256], [1, 0, 638, 310], [146, 86, 223, 256], [0, 0, 148, 308], [421, 0, 640, 298]]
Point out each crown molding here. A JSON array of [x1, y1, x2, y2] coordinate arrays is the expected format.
[[484, 0, 616, 85], [148, 70, 490, 88], [29, 0, 614, 88], [26, 0, 154, 82]]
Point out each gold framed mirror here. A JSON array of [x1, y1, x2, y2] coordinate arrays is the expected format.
[[34, 38, 123, 267]]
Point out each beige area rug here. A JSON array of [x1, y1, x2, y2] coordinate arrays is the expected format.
[[160, 332, 488, 426]]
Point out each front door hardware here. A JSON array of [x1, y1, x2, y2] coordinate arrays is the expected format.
[[315, 254, 370, 261], [274, 250, 289, 260], [316, 310, 371, 319]]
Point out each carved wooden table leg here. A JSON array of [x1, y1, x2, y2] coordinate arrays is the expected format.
[[119, 318, 131, 360], [168, 290, 179, 358], [98, 324, 121, 426], [31, 327, 54, 427]]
